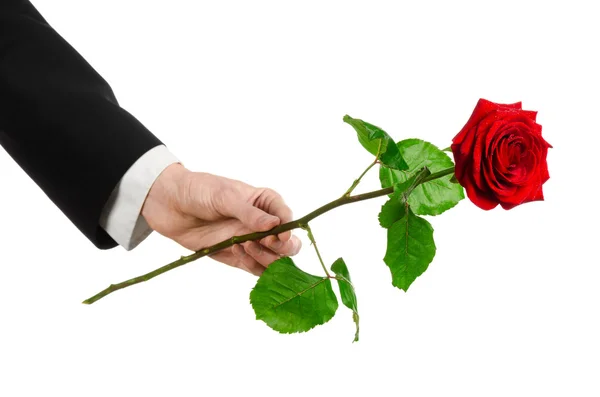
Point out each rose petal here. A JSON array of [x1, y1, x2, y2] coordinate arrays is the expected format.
[[463, 175, 498, 210], [453, 99, 520, 145]]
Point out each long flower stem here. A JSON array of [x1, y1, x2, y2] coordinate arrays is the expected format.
[[302, 224, 330, 277], [83, 166, 456, 304]]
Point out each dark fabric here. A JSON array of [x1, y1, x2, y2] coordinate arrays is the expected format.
[[0, 0, 163, 249]]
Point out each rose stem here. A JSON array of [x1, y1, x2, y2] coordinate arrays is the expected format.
[[82, 166, 456, 304]]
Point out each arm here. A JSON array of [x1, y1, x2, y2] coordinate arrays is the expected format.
[[0, 0, 163, 249], [0, 1, 301, 271]]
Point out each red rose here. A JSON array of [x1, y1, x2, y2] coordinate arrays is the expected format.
[[451, 99, 551, 210]]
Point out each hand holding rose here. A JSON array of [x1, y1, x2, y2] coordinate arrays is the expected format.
[[86, 99, 551, 343], [141, 164, 301, 276]]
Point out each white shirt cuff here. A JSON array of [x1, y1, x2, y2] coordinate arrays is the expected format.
[[99, 144, 181, 250]]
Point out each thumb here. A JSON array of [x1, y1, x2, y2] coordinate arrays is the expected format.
[[230, 200, 280, 232]]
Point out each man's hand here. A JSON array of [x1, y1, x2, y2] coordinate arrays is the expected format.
[[140, 163, 301, 276]]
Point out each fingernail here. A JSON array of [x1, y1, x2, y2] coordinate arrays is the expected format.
[[278, 232, 291, 242], [263, 214, 277, 223], [270, 238, 283, 250], [248, 242, 263, 256], [260, 215, 277, 227], [293, 238, 302, 254], [233, 244, 246, 257]]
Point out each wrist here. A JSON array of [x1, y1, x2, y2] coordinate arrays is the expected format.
[[141, 162, 190, 224]]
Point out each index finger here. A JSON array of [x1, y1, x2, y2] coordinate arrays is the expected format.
[[256, 188, 294, 242]]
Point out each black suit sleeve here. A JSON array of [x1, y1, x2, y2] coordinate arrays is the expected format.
[[0, 0, 164, 249]]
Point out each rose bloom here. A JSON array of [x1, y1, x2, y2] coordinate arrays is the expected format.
[[451, 99, 551, 210]]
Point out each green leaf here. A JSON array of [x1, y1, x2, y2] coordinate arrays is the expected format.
[[384, 207, 436, 291], [330, 258, 359, 342], [380, 138, 464, 216], [379, 184, 409, 229], [379, 167, 431, 228], [250, 256, 338, 334], [343, 115, 408, 170]]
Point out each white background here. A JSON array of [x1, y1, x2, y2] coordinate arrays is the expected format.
[[1, 0, 599, 396]]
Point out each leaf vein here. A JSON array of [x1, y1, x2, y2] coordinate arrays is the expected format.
[[271, 278, 329, 310]]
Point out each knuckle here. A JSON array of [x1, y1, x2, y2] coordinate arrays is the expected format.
[[262, 187, 278, 196], [258, 187, 281, 202], [267, 188, 283, 201]]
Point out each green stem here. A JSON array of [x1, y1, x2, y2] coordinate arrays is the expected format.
[[302, 224, 331, 277], [344, 141, 382, 196], [421, 167, 455, 183], [344, 160, 378, 197], [83, 165, 457, 305]]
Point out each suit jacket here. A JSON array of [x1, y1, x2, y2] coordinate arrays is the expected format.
[[0, 0, 164, 249]]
